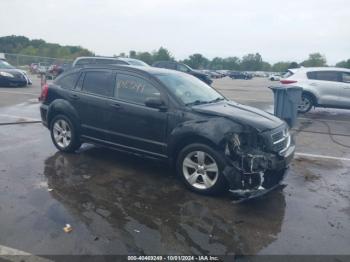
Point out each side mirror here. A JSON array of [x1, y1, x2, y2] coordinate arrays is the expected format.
[[145, 97, 167, 110]]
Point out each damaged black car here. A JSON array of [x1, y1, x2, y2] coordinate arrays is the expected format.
[[40, 65, 294, 200]]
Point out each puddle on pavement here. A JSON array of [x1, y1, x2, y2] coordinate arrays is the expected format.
[[1, 123, 349, 255], [39, 146, 287, 255]]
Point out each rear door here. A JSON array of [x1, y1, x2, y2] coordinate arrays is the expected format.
[[108, 72, 168, 156], [306, 71, 342, 106], [72, 69, 115, 141]]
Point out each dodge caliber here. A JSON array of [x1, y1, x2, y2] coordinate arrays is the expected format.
[[40, 65, 295, 200]]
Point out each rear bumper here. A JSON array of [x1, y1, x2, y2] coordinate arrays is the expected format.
[[40, 104, 49, 127]]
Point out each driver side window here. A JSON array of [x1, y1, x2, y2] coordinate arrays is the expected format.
[[115, 74, 160, 105]]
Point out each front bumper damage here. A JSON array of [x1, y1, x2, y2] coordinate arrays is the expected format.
[[223, 136, 295, 202]]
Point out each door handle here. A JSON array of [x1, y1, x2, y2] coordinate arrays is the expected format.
[[110, 103, 122, 110], [69, 94, 79, 100]]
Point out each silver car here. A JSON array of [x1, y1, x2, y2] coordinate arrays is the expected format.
[[281, 67, 350, 113]]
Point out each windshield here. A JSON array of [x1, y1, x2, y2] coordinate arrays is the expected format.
[[155, 72, 225, 105], [0, 60, 15, 69]]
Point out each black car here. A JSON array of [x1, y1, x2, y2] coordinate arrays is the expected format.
[[40, 65, 294, 200], [229, 71, 253, 80], [152, 61, 213, 85], [0, 60, 31, 87]]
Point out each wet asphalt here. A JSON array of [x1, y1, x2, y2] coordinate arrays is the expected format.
[[0, 76, 349, 255]]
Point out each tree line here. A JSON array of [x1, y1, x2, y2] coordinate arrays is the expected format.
[[124, 48, 350, 72], [1, 35, 349, 71], [0, 35, 93, 59]]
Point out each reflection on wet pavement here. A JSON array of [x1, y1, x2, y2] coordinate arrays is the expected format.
[[42, 146, 286, 255]]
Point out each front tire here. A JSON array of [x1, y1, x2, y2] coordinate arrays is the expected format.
[[176, 143, 228, 195], [50, 114, 81, 153], [298, 93, 314, 113]]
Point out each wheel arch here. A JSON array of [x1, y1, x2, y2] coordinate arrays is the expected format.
[[302, 90, 318, 105], [47, 99, 81, 130], [169, 134, 219, 166]]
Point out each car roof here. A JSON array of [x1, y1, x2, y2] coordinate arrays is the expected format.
[[290, 67, 350, 73], [153, 60, 176, 65], [117, 57, 141, 62], [70, 64, 186, 77], [75, 56, 117, 60]]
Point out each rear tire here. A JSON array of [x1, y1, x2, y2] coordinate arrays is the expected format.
[[176, 143, 228, 195], [298, 93, 314, 113], [50, 114, 81, 153]]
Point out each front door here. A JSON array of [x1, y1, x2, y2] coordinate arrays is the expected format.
[[108, 72, 168, 156]]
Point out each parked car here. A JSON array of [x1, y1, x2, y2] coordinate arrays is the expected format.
[[30, 63, 39, 74], [203, 70, 223, 79], [152, 61, 213, 85], [38, 62, 50, 74], [269, 74, 282, 81], [0, 60, 32, 87], [48, 63, 72, 77], [229, 71, 253, 80], [39, 65, 294, 200], [72, 56, 149, 68], [281, 67, 350, 113]]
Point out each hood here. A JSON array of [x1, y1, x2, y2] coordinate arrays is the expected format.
[[0, 68, 27, 78], [192, 101, 284, 132]]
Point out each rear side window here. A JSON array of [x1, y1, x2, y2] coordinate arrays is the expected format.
[[341, 72, 350, 83], [56, 72, 79, 89], [115, 74, 160, 105], [307, 71, 340, 82], [82, 71, 114, 97]]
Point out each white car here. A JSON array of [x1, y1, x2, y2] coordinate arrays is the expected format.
[[281, 67, 350, 113], [269, 74, 282, 81]]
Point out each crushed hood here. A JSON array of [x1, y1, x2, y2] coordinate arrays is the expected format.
[[192, 101, 284, 132]]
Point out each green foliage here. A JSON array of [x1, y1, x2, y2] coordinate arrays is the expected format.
[[151, 47, 174, 62], [301, 53, 327, 67], [0, 35, 94, 59], [182, 53, 210, 69], [272, 62, 290, 72], [121, 47, 174, 65], [335, 59, 350, 69], [240, 53, 263, 71], [136, 52, 153, 65], [3, 36, 339, 72], [288, 62, 299, 69]]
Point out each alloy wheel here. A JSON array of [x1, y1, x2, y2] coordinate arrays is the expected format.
[[182, 151, 219, 190], [53, 119, 72, 148]]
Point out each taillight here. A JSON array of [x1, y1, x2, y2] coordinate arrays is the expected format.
[[280, 79, 297, 84], [39, 84, 49, 102]]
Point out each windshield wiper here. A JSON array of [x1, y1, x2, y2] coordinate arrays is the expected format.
[[208, 97, 225, 103], [185, 100, 210, 106]]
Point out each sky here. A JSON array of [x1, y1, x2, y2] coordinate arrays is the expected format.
[[1, 0, 349, 64]]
